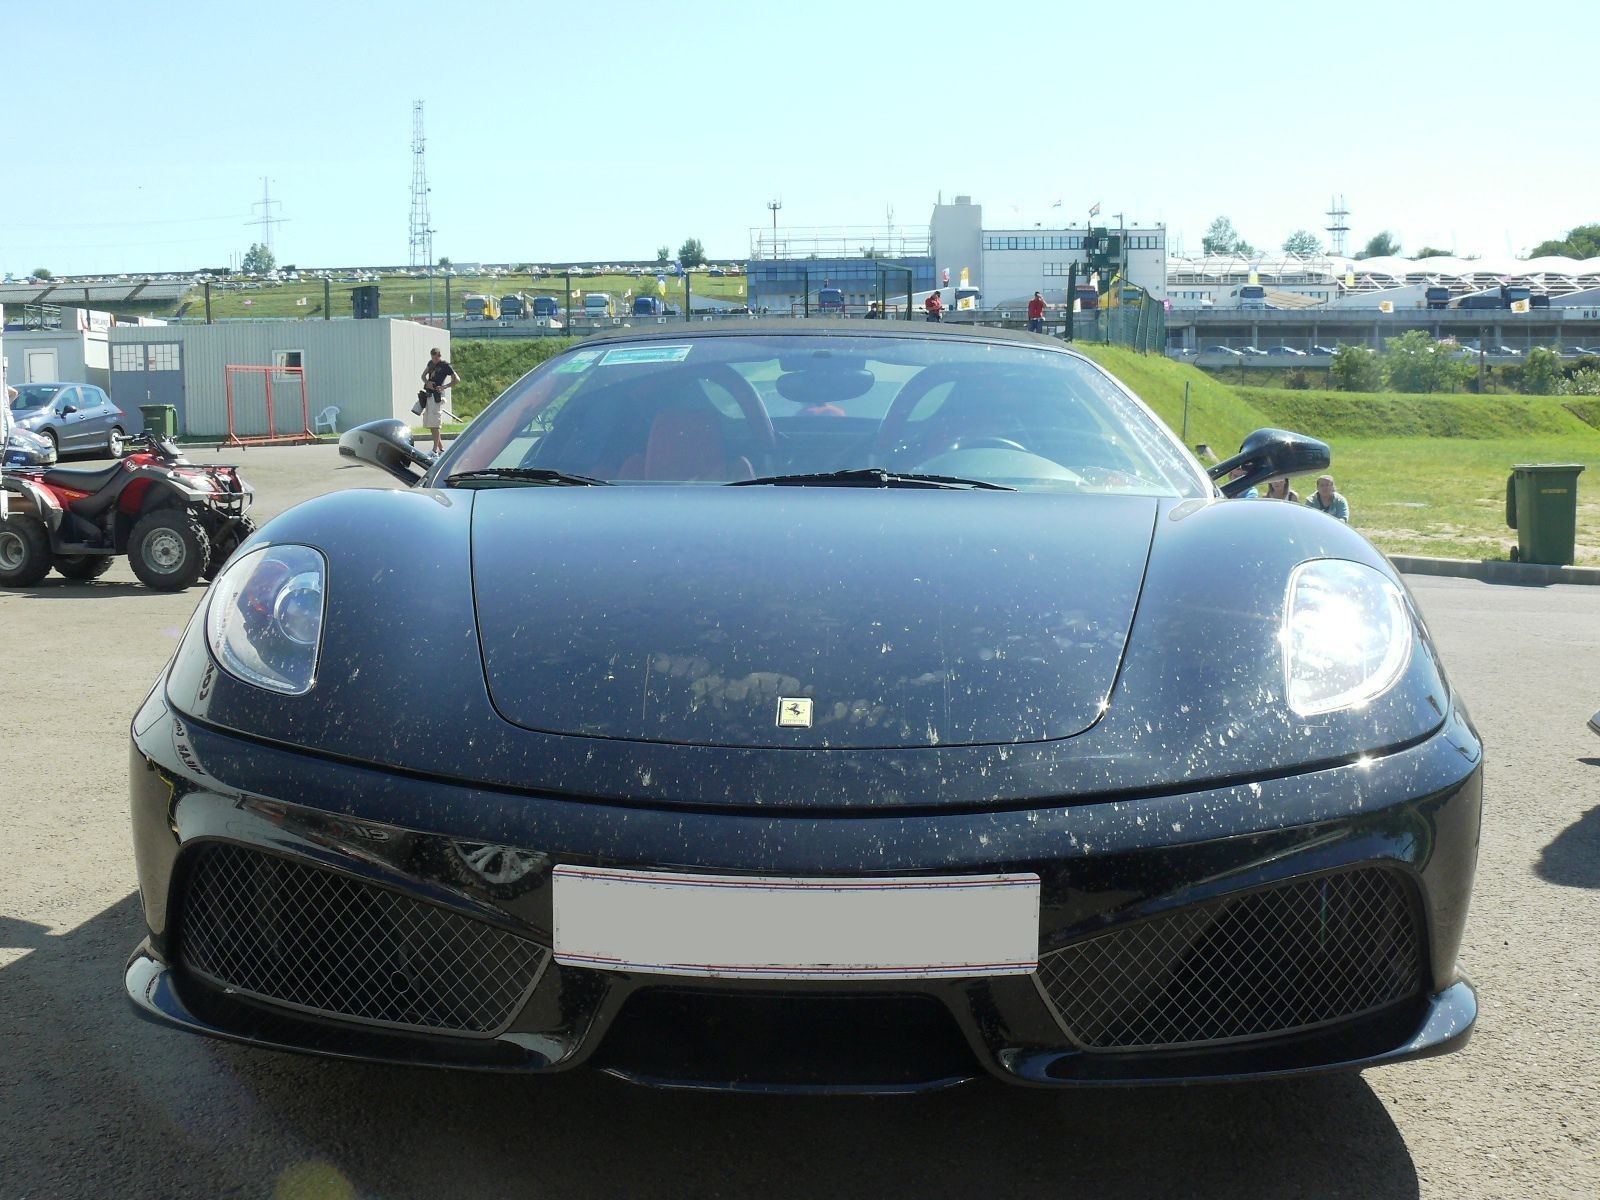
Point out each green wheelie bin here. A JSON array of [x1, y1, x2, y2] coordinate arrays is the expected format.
[[138, 404, 178, 439], [1505, 463, 1585, 565]]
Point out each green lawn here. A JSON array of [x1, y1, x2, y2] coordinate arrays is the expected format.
[[1082, 347, 1600, 566]]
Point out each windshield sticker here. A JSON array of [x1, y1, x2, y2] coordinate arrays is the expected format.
[[599, 345, 693, 366], [554, 351, 602, 374]]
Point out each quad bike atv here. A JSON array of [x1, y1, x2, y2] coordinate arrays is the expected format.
[[0, 433, 254, 590]]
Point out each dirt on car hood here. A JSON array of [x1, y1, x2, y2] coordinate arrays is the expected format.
[[472, 487, 1158, 749]]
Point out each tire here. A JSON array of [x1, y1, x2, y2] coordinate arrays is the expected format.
[[42, 428, 58, 454], [107, 426, 125, 458], [128, 509, 211, 591], [202, 515, 257, 581], [53, 554, 114, 581], [0, 515, 53, 587]]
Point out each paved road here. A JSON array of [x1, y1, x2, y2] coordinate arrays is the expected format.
[[2, 444, 1597, 1200]]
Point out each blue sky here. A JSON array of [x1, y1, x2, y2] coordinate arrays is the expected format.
[[4, 0, 1595, 277]]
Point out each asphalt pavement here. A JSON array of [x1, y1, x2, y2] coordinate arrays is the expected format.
[[1, 443, 1596, 1199]]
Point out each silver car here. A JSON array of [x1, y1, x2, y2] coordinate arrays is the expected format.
[[9, 382, 130, 457]]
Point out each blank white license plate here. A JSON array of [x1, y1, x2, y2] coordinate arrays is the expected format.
[[553, 865, 1040, 980]]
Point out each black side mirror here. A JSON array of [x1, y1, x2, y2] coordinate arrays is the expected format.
[[1208, 428, 1331, 498], [59, 405, 77, 416], [339, 418, 433, 487]]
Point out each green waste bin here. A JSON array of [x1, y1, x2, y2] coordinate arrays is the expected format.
[[1505, 463, 1585, 565], [139, 404, 178, 439]]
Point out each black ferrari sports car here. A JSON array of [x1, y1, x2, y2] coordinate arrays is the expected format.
[[126, 322, 1480, 1092]]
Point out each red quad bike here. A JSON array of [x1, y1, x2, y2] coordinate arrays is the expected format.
[[0, 433, 254, 590]]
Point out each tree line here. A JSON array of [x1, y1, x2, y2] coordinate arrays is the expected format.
[[1200, 219, 1600, 262]]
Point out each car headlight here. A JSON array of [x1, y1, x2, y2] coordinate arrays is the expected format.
[[206, 545, 326, 695], [1281, 559, 1412, 717]]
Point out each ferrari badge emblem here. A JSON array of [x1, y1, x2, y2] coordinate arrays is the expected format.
[[777, 698, 813, 728]]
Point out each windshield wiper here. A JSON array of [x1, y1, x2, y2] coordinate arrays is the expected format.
[[731, 468, 1014, 491], [445, 468, 611, 488]]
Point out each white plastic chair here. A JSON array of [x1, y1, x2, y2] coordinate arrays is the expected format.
[[313, 405, 340, 434]]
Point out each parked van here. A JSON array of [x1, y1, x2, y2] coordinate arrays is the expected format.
[[583, 293, 615, 319]]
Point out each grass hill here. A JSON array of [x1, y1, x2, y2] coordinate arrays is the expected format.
[[171, 270, 749, 323], [1077, 347, 1600, 566]]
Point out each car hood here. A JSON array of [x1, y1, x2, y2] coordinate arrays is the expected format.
[[471, 488, 1158, 749]]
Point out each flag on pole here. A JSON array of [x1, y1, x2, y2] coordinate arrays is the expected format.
[[1088, 202, 1101, 219]]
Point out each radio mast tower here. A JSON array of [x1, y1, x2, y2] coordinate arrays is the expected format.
[[246, 177, 286, 257], [409, 101, 434, 270], [1325, 195, 1350, 257]]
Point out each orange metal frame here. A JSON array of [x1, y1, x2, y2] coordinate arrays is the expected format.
[[223, 365, 315, 447]]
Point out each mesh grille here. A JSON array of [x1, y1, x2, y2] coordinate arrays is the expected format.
[[1036, 868, 1422, 1050], [178, 843, 548, 1036]]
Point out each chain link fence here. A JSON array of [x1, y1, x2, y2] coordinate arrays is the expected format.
[[1070, 282, 1165, 353]]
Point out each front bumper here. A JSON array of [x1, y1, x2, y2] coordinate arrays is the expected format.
[[127, 691, 1481, 1093]]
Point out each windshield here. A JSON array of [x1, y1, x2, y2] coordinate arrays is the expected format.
[[11, 385, 64, 411], [434, 332, 1209, 496]]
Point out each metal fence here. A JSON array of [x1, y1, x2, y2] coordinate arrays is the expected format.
[[1069, 283, 1166, 354]]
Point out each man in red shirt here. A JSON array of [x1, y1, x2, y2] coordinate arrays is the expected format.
[[924, 291, 943, 322], [1027, 291, 1046, 333]]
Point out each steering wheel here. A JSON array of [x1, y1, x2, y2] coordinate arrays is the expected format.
[[705, 363, 776, 454], [869, 365, 985, 461]]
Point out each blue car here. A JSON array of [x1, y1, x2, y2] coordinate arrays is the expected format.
[[3, 424, 58, 467], [9, 382, 130, 457]]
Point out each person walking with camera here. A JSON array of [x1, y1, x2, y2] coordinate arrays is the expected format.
[[1027, 291, 1046, 333], [418, 347, 459, 455]]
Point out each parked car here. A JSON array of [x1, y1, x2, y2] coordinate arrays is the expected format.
[[1266, 346, 1307, 357], [8, 383, 130, 457], [1310, 345, 1339, 356], [4, 425, 58, 467], [1207, 345, 1245, 358], [126, 323, 1481, 1093], [1493, 346, 1521, 357], [1239, 346, 1269, 357]]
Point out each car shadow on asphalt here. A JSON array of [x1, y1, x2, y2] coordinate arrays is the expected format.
[[7, 580, 193, 600], [0, 893, 1422, 1200], [1535, 803, 1600, 889], [0, 915, 51, 948]]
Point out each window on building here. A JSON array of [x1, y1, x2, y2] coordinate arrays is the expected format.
[[146, 344, 181, 371]]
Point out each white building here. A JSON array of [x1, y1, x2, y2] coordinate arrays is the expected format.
[[930, 196, 1168, 308]]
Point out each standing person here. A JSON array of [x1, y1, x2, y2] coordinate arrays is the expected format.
[[924, 290, 943, 322], [1305, 474, 1350, 521], [1027, 290, 1046, 333], [419, 347, 460, 455]]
